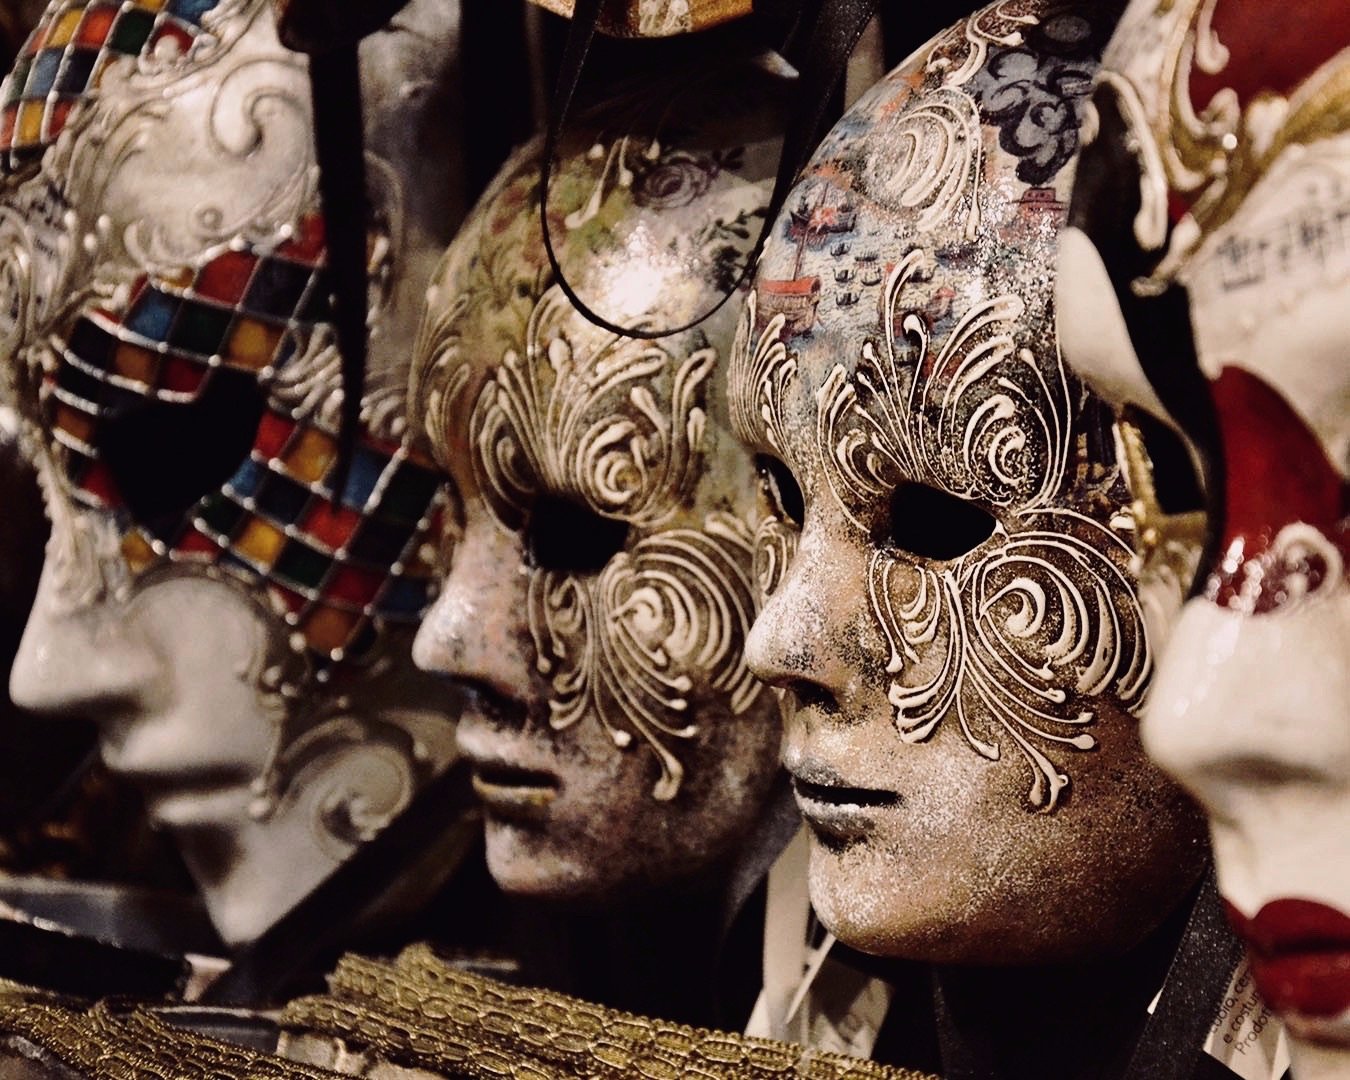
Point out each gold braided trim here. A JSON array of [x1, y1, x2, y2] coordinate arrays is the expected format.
[[0, 998, 347, 1080], [281, 945, 939, 1080], [1135, 0, 1350, 271]]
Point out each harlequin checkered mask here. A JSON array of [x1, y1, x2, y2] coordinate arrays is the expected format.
[[0, 0, 464, 945]]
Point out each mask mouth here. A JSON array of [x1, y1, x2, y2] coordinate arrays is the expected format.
[[791, 776, 898, 808], [789, 770, 900, 848], [1229, 898, 1350, 1022], [471, 761, 561, 819]]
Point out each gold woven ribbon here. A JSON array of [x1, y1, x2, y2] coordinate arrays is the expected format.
[[280, 944, 940, 1080], [0, 994, 345, 1080]]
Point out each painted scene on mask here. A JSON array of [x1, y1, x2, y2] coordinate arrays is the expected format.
[[733, 0, 1148, 814]]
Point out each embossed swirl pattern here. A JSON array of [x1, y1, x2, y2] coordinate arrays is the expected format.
[[471, 286, 707, 530], [733, 260, 1150, 811], [730, 293, 800, 602], [471, 286, 761, 800]]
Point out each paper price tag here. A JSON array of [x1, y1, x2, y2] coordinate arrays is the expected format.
[[1202, 960, 1290, 1080], [797, 953, 894, 1060]]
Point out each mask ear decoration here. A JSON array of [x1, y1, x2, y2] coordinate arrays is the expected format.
[[199, 761, 476, 1006]]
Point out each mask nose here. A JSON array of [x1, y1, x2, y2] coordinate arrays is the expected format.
[[412, 515, 533, 703], [744, 521, 860, 711], [9, 541, 159, 718]]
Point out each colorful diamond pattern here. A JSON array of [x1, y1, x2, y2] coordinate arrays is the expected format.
[[45, 215, 445, 666], [1, 0, 223, 172]]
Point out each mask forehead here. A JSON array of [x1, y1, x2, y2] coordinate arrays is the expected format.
[[415, 78, 785, 519]]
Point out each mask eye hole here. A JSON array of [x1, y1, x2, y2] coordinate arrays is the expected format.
[[526, 494, 630, 573], [99, 368, 265, 539], [887, 482, 997, 561], [756, 454, 804, 528]]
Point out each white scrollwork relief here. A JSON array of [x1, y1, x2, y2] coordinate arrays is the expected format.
[[872, 512, 1149, 810], [729, 290, 795, 458], [31, 449, 129, 617], [471, 284, 710, 531], [45, 0, 314, 275], [526, 513, 760, 800], [860, 87, 984, 239], [821, 254, 1072, 519], [737, 255, 1152, 811]]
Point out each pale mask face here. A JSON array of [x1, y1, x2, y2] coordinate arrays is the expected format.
[[411, 75, 786, 901], [1056, 0, 1350, 1056], [732, 0, 1206, 964], [0, 0, 462, 945]]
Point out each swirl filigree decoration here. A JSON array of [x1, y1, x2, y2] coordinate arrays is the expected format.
[[31, 450, 129, 617], [729, 293, 800, 604], [471, 284, 710, 531], [738, 254, 1150, 811], [925, 0, 1044, 88], [461, 284, 762, 799], [729, 290, 795, 457], [870, 512, 1148, 810], [527, 514, 760, 800], [820, 253, 1072, 520], [47, 2, 315, 274], [856, 87, 984, 239]]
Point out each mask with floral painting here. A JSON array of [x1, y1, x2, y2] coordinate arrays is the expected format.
[[410, 66, 788, 901]]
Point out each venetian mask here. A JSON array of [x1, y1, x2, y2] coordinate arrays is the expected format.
[[731, 0, 1207, 964], [0, 0, 464, 946], [1056, 0, 1350, 1065], [410, 67, 787, 901]]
